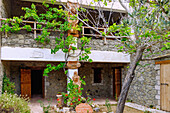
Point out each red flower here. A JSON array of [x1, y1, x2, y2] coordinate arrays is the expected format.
[[78, 98, 81, 101], [65, 94, 68, 96], [93, 98, 95, 101], [57, 99, 59, 101], [70, 103, 73, 105]]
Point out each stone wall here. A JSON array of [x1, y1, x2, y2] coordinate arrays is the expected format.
[[78, 39, 120, 51], [2, 32, 121, 52], [127, 50, 170, 108], [78, 63, 127, 98], [127, 60, 158, 107], [45, 70, 67, 98], [2, 32, 60, 49]]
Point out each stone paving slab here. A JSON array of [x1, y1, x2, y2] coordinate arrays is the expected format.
[[125, 102, 170, 113]]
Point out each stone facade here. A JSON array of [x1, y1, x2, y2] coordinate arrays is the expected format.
[[2, 32, 60, 49], [2, 61, 128, 99], [45, 70, 67, 98], [127, 55, 170, 108], [127, 60, 159, 107], [78, 39, 120, 51], [78, 63, 127, 98], [2, 61, 67, 98], [1, 32, 121, 51], [1, 0, 169, 110]]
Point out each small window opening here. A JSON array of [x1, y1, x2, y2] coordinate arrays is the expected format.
[[94, 68, 102, 83]]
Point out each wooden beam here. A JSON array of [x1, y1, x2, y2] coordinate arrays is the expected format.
[[155, 60, 170, 64]]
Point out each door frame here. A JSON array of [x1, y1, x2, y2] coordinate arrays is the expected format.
[[20, 67, 45, 98]]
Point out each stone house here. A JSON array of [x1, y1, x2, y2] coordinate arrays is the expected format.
[[0, 0, 169, 112]]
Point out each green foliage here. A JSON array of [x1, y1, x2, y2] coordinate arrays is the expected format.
[[2, 74, 15, 94], [105, 98, 112, 112], [107, 0, 169, 56], [61, 79, 83, 108], [144, 110, 152, 113], [126, 99, 132, 102], [0, 92, 30, 113], [38, 99, 52, 113], [23, 25, 32, 31], [43, 63, 65, 76], [61, 77, 91, 109]]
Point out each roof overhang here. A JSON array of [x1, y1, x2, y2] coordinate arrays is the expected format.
[[1, 47, 130, 63], [21, 0, 129, 13]]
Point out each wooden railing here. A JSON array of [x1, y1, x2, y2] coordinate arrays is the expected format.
[[82, 26, 128, 39], [0, 18, 127, 40], [0, 18, 60, 38]]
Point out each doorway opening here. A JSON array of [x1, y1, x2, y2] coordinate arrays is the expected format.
[[31, 70, 43, 98], [113, 68, 121, 100]]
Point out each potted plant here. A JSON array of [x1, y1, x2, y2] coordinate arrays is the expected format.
[[56, 92, 63, 109]]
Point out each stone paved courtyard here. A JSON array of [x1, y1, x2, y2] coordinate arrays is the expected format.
[[28, 97, 169, 113]]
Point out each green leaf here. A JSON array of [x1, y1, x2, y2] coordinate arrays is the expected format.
[[88, 59, 93, 63], [31, 4, 36, 9], [65, 70, 68, 74]]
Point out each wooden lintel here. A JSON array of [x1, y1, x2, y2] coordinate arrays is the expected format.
[[155, 60, 170, 64]]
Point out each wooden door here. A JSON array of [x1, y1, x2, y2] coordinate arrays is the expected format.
[[113, 68, 121, 99], [21, 69, 31, 99], [160, 64, 170, 111]]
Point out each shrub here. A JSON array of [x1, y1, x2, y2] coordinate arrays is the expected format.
[[2, 74, 15, 94], [61, 77, 89, 109], [62, 79, 83, 108], [0, 92, 31, 113]]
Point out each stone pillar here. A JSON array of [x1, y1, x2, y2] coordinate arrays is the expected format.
[[66, 2, 81, 94]]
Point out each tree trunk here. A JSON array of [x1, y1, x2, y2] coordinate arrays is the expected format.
[[116, 46, 145, 113]]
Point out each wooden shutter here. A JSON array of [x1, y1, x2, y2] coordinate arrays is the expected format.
[[160, 64, 170, 111], [114, 68, 121, 99], [21, 69, 31, 99]]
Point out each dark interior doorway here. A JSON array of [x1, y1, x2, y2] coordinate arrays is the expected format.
[[31, 70, 43, 97]]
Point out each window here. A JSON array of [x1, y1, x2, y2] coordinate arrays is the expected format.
[[93, 68, 102, 83]]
